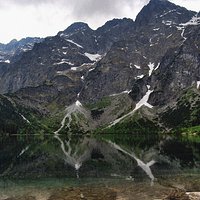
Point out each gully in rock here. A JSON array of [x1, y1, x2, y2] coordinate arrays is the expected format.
[[108, 85, 153, 127]]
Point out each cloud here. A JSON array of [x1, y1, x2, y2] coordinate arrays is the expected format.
[[0, 0, 199, 43], [68, 0, 150, 28], [72, 0, 135, 18], [171, 0, 200, 12], [0, 0, 150, 32], [0, 0, 149, 20]]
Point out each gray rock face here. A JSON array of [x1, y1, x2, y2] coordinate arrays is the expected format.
[[80, 0, 198, 103], [0, 37, 43, 63], [0, 0, 199, 130], [0, 18, 134, 95], [95, 18, 135, 52], [149, 25, 200, 106], [135, 0, 195, 27]]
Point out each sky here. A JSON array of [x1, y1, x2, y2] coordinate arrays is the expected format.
[[0, 0, 199, 44]]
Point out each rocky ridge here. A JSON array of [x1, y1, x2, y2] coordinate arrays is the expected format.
[[0, 0, 199, 134], [0, 37, 43, 63]]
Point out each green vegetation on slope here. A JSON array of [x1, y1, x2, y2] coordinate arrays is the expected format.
[[95, 111, 161, 135], [160, 89, 200, 129], [85, 96, 111, 110]]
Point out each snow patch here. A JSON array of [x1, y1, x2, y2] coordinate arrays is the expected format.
[[75, 100, 82, 107], [22, 48, 30, 52], [134, 64, 141, 69], [160, 9, 176, 18], [110, 90, 131, 97], [57, 71, 68, 75], [66, 39, 83, 48], [54, 59, 74, 66], [134, 85, 153, 110], [177, 14, 200, 41], [148, 62, 155, 76], [154, 63, 160, 71], [181, 29, 187, 41], [108, 85, 153, 127], [162, 20, 173, 26], [18, 146, 29, 157], [143, 56, 147, 59], [84, 53, 102, 61], [136, 75, 144, 79], [180, 14, 200, 26], [19, 114, 31, 124], [197, 81, 200, 89], [5, 60, 10, 63], [77, 92, 81, 98], [167, 34, 173, 38], [150, 43, 158, 47], [71, 67, 78, 71], [60, 33, 66, 37], [89, 68, 95, 72]]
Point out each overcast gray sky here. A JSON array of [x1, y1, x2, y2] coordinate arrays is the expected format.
[[0, 0, 199, 44]]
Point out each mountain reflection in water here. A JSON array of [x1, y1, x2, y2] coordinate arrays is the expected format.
[[0, 132, 200, 199]]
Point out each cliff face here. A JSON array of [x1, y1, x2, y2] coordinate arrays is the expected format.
[[0, 37, 43, 63], [0, 0, 199, 132]]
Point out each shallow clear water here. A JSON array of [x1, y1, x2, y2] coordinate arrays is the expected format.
[[0, 175, 200, 199]]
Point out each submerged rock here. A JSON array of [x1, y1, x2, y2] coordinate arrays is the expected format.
[[5, 196, 36, 200], [187, 192, 200, 200], [163, 189, 189, 200], [47, 187, 117, 200]]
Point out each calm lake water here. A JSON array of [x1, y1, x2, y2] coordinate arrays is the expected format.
[[0, 133, 200, 199]]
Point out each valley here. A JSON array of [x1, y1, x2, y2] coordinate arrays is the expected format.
[[0, 0, 200, 199]]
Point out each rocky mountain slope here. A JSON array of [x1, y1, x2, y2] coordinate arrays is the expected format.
[[0, 37, 43, 63], [0, 0, 200, 181], [0, 0, 200, 135]]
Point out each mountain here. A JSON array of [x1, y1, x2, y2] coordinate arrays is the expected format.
[[0, 0, 199, 130], [0, 18, 134, 94], [0, 0, 200, 179], [0, 37, 43, 63], [0, 0, 199, 131], [135, 0, 195, 27]]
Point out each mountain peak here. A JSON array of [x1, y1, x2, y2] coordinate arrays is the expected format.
[[135, 0, 195, 27], [96, 18, 134, 34], [63, 22, 92, 34], [8, 39, 18, 45], [150, 0, 168, 2]]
